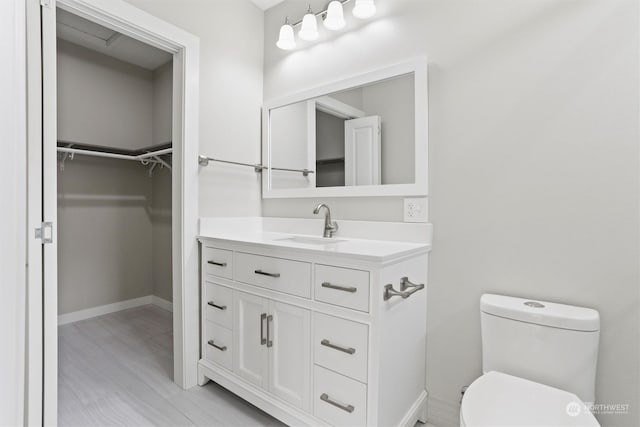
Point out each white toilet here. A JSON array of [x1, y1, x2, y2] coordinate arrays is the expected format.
[[460, 294, 601, 427]]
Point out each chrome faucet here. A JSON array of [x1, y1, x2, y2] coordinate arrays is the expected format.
[[313, 203, 339, 238]]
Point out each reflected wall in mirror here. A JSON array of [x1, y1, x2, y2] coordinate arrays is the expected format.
[[263, 59, 428, 198], [315, 73, 415, 188]]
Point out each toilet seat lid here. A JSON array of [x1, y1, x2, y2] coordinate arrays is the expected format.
[[460, 371, 600, 427]]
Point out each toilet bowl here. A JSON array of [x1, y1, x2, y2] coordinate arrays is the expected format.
[[460, 294, 601, 427], [460, 371, 599, 427]]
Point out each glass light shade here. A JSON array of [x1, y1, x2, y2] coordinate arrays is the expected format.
[[299, 13, 319, 41], [276, 23, 296, 50], [353, 0, 376, 19], [324, 1, 345, 31]]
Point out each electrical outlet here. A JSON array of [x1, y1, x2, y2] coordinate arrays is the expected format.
[[404, 198, 428, 223]]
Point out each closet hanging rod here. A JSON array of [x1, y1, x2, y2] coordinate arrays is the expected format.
[[58, 147, 137, 161], [57, 146, 172, 173], [138, 148, 173, 159], [57, 146, 172, 161]]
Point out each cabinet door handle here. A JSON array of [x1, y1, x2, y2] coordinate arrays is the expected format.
[[266, 314, 273, 348], [260, 313, 267, 345], [207, 301, 227, 311], [207, 260, 227, 267], [254, 269, 281, 278], [321, 282, 357, 293], [207, 340, 227, 352], [321, 339, 356, 355], [320, 393, 354, 413]]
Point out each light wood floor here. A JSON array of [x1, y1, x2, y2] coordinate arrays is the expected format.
[[59, 305, 284, 426]]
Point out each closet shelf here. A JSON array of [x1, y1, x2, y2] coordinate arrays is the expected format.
[[316, 157, 345, 166], [57, 141, 172, 173]]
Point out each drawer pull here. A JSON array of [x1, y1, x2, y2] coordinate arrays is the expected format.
[[321, 339, 355, 355], [207, 260, 227, 267], [255, 269, 281, 278], [207, 340, 227, 352], [321, 282, 357, 293], [383, 276, 424, 301], [207, 301, 227, 311], [260, 313, 267, 345], [320, 393, 354, 413]]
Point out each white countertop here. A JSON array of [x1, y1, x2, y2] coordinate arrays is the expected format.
[[197, 229, 430, 263]]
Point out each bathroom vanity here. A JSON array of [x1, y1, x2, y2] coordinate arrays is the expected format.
[[197, 220, 431, 426]]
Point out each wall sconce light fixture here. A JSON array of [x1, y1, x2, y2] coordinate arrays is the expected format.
[[276, 0, 376, 50]]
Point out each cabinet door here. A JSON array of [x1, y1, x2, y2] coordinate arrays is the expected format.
[[268, 301, 311, 411], [233, 291, 268, 388]]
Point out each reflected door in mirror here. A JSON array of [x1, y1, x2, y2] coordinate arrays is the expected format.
[[344, 116, 381, 186]]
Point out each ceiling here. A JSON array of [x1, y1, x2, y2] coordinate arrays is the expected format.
[[251, 0, 285, 10], [56, 9, 172, 71]]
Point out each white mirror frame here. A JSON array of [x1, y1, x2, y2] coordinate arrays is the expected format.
[[262, 58, 428, 199]]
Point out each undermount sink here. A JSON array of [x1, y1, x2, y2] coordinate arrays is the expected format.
[[276, 236, 347, 245]]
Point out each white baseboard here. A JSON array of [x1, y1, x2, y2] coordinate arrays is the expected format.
[[58, 295, 173, 325], [151, 295, 173, 312]]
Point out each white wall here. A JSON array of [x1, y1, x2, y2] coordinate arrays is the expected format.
[[57, 39, 154, 150], [153, 61, 173, 145], [0, 0, 26, 424], [152, 167, 173, 302], [57, 158, 153, 314], [124, 0, 265, 218], [57, 41, 173, 314], [263, 1, 639, 426]]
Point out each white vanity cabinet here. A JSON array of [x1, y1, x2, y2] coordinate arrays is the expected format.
[[233, 291, 311, 410], [198, 235, 430, 427]]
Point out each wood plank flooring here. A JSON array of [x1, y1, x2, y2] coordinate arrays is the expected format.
[[59, 305, 283, 426]]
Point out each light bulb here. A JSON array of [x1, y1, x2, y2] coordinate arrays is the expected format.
[[299, 7, 319, 41], [353, 0, 376, 19], [324, 1, 345, 31], [276, 20, 296, 50]]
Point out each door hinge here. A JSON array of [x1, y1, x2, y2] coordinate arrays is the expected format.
[[35, 222, 53, 244], [40, 0, 52, 8]]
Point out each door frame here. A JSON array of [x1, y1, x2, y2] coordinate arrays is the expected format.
[[26, 0, 200, 423], [1, 0, 27, 425]]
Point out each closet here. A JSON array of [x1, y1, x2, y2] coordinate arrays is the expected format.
[[55, 9, 175, 421]]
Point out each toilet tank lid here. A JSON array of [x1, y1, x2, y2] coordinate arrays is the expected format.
[[481, 294, 600, 332]]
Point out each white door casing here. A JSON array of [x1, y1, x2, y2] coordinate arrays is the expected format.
[[345, 116, 381, 186], [27, 0, 200, 422], [41, 2, 59, 424], [1, 0, 26, 425]]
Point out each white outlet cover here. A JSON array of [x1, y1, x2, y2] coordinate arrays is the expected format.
[[403, 197, 428, 223]]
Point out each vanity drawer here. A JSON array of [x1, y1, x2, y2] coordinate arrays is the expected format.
[[314, 365, 367, 427], [314, 265, 370, 312], [203, 247, 233, 279], [204, 282, 233, 329], [314, 313, 368, 383], [204, 321, 232, 370], [234, 252, 311, 299]]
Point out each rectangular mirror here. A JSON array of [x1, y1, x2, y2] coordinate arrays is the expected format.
[[262, 59, 428, 198]]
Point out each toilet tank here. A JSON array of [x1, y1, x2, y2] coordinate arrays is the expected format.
[[480, 294, 600, 403]]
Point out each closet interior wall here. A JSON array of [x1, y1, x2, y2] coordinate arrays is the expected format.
[[57, 39, 173, 317]]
